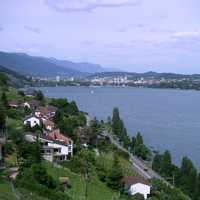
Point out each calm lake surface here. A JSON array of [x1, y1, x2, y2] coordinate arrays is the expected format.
[[39, 86, 200, 168]]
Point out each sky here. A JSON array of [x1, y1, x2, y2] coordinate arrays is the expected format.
[[0, 0, 200, 73]]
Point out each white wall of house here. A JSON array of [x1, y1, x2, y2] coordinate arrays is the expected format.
[[23, 102, 31, 109], [24, 117, 40, 127], [129, 183, 151, 199], [48, 142, 69, 156], [35, 111, 41, 118]]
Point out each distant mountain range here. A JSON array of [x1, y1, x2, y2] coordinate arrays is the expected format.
[[0, 51, 112, 77]]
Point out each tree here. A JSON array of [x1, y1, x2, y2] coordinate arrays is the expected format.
[[152, 153, 163, 173], [161, 151, 172, 176], [107, 154, 123, 190], [67, 101, 79, 115], [0, 73, 9, 90], [133, 132, 150, 160], [36, 90, 44, 101], [54, 109, 64, 124], [135, 132, 143, 146], [1, 92, 8, 108], [194, 173, 200, 200], [0, 103, 6, 131], [177, 156, 197, 196], [112, 107, 121, 136]]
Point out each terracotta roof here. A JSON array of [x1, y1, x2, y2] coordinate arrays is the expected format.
[[122, 176, 151, 187], [36, 106, 57, 116], [46, 129, 72, 145]]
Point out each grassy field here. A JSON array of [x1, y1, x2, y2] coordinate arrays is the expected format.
[[45, 162, 126, 200], [97, 152, 137, 177]]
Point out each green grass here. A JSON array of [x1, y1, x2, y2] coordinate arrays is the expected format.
[[97, 152, 136, 177], [0, 175, 18, 200], [0, 173, 49, 200], [45, 162, 124, 200]]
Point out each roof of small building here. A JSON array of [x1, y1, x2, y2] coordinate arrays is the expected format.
[[36, 105, 57, 117], [24, 115, 41, 121], [122, 176, 151, 187], [45, 129, 72, 146], [9, 100, 22, 106]]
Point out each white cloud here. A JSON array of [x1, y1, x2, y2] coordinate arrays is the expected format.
[[172, 31, 200, 39], [45, 0, 141, 12]]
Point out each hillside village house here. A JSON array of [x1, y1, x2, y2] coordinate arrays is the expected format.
[[35, 105, 57, 119], [23, 100, 41, 110], [24, 115, 41, 128], [25, 129, 73, 162], [122, 176, 151, 199]]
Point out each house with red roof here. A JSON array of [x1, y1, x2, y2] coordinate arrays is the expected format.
[[25, 129, 73, 162]]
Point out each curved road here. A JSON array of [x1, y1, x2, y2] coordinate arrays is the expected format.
[[102, 130, 164, 181]]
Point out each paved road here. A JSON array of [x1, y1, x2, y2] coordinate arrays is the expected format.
[[101, 130, 164, 181]]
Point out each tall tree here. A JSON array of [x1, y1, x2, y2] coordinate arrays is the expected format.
[[107, 154, 123, 190], [177, 156, 197, 196], [161, 151, 172, 176], [112, 107, 121, 136], [152, 153, 163, 173], [135, 132, 143, 146]]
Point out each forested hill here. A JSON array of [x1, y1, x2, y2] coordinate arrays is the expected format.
[[0, 51, 107, 77], [0, 65, 31, 87]]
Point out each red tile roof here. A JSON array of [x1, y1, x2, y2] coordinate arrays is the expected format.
[[47, 129, 72, 145], [122, 176, 151, 187]]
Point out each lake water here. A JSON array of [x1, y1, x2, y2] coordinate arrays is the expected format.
[[38, 86, 200, 168]]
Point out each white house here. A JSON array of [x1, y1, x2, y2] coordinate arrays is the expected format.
[[24, 115, 41, 128], [25, 130, 73, 162], [122, 176, 151, 199]]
